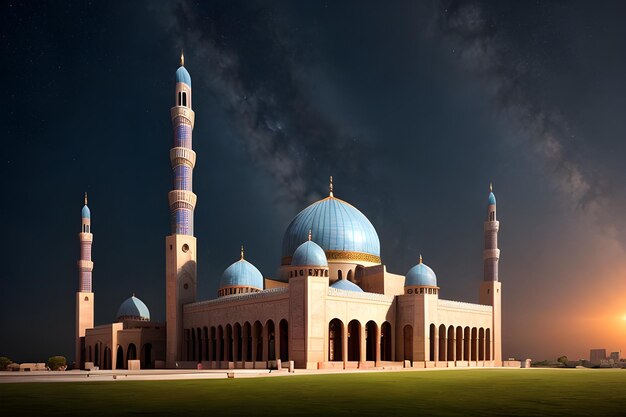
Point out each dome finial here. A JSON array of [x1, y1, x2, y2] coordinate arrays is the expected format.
[[419, 253, 423, 264], [308, 229, 312, 241], [240, 245, 244, 260], [180, 49, 184, 66], [84, 192, 88, 205], [329, 175, 334, 197], [490, 182, 493, 192]]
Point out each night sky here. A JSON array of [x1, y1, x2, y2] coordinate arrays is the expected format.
[[2, 1, 625, 363]]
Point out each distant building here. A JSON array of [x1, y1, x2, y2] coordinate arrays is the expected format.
[[590, 349, 607, 364], [609, 351, 620, 362]]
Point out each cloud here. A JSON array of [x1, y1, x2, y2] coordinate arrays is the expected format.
[[154, 1, 372, 208], [430, 0, 625, 246]]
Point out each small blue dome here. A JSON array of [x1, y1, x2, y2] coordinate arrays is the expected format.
[[291, 240, 328, 267], [330, 279, 363, 292], [82, 205, 90, 219], [116, 296, 150, 321], [488, 192, 496, 205], [220, 259, 264, 290], [176, 66, 191, 87], [405, 262, 437, 287], [282, 196, 380, 260]]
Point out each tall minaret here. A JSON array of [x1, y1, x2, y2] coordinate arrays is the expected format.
[[76, 192, 94, 369], [165, 51, 198, 367], [479, 183, 502, 365]]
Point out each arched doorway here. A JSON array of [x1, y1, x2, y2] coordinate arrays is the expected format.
[[456, 327, 463, 362], [403, 325, 413, 361], [203, 327, 209, 361], [94, 343, 100, 367], [234, 323, 242, 362], [196, 328, 202, 362], [486, 329, 491, 361], [438, 324, 447, 361], [380, 322, 392, 361], [266, 320, 276, 361], [217, 325, 224, 361], [116, 346, 124, 369], [471, 328, 478, 361], [243, 322, 252, 361], [479, 328, 485, 361], [329, 319, 343, 361], [365, 321, 377, 361], [447, 326, 455, 361], [347, 320, 360, 361], [191, 327, 197, 362], [464, 327, 470, 361], [141, 343, 152, 369], [225, 324, 233, 362], [210, 327, 217, 361], [279, 319, 289, 361], [429, 324, 436, 361], [253, 321, 263, 361], [127, 343, 137, 361], [103, 347, 111, 370]]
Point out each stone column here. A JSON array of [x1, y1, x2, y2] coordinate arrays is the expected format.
[[375, 325, 381, 366], [434, 332, 439, 364], [359, 324, 366, 365], [275, 323, 281, 363], [342, 323, 348, 366]]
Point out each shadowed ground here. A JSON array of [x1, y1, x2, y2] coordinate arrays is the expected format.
[[1, 369, 625, 416]]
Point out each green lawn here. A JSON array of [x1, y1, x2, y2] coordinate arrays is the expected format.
[[1, 369, 625, 416]]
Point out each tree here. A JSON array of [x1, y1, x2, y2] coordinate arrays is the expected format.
[[48, 356, 67, 371], [0, 356, 12, 371], [557, 356, 568, 366]]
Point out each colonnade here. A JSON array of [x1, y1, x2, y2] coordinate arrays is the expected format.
[[328, 319, 393, 363], [427, 324, 491, 363], [184, 319, 289, 366]]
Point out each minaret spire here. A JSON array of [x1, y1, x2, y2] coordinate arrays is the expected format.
[[329, 175, 334, 197], [308, 229, 312, 241], [84, 192, 88, 205], [240, 245, 245, 260], [180, 49, 184, 66]]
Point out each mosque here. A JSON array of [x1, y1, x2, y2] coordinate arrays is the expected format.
[[75, 53, 507, 371]]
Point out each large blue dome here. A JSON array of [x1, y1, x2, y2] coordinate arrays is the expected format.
[[176, 66, 191, 87], [292, 240, 328, 267], [282, 196, 380, 263], [220, 259, 264, 290], [82, 205, 90, 219], [405, 262, 437, 287], [116, 295, 150, 321], [330, 279, 363, 292]]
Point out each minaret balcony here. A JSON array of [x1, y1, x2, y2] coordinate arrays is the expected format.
[[168, 190, 197, 209], [78, 233, 93, 241], [170, 106, 195, 128], [482, 249, 500, 260], [169, 147, 196, 168], [77, 260, 94, 271], [483, 221, 500, 232]]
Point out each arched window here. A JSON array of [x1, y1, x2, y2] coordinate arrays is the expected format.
[[182, 92, 187, 106]]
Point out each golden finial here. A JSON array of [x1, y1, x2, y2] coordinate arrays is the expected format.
[[308, 229, 312, 241], [329, 175, 334, 197], [240, 245, 244, 260], [180, 49, 185, 66], [84, 192, 88, 205], [419, 254, 423, 264], [489, 182, 493, 192]]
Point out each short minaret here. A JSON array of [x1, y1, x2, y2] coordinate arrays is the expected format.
[[479, 183, 502, 365], [76, 192, 94, 369], [165, 51, 198, 367]]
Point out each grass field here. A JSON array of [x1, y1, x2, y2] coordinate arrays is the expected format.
[[1, 369, 625, 416]]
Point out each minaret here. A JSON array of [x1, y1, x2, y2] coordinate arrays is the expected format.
[[165, 51, 198, 367], [479, 183, 502, 365], [76, 192, 94, 369]]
